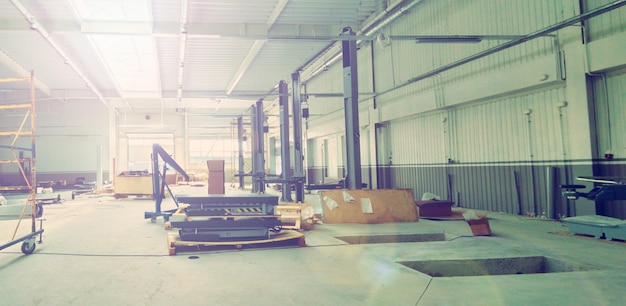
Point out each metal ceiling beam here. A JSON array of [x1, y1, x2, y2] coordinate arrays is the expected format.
[[0, 50, 51, 96], [225, 40, 265, 95], [267, 0, 289, 28], [225, 1, 289, 95], [5, 19, 523, 43], [2, 20, 345, 38], [300, 0, 426, 82], [10, 0, 110, 108], [65, 0, 133, 110]]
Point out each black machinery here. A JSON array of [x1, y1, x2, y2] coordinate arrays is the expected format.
[[561, 176, 626, 201], [144, 143, 189, 222], [171, 194, 281, 242], [145, 143, 283, 242]]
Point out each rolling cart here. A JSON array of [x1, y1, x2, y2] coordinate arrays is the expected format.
[[0, 71, 45, 254]]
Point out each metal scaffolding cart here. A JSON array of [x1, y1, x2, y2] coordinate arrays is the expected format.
[[0, 71, 44, 254]]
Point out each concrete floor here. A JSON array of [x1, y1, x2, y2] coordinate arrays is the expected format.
[[0, 185, 625, 306]]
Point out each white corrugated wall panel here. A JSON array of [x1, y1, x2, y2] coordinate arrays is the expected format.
[[376, 0, 559, 103], [385, 87, 568, 166], [358, 43, 375, 95], [388, 112, 446, 164], [452, 87, 566, 163], [585, 0, 626, 41], [306, 62, 344, 116], [595, 68, 626, 158]]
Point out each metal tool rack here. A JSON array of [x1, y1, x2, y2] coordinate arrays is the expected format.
[[0, 71, 44, 254]]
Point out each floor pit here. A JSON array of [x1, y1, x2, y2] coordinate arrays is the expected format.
[[398, 256, 595, 277], [336, 233, 445, 244]]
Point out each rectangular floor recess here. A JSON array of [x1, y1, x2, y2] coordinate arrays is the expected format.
[[335, 233, 445, 244], [398, 256, 597, 277]]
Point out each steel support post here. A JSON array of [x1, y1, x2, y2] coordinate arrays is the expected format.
[[341, 27, 363, 189], [237, 116, 245, 189], [254, 99, 266, 193], [291, 72, 305, 202], [278, 80, 292, 202], [250, 105, 259, 193]]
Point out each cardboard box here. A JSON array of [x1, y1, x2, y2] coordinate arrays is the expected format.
[[114, 175, 153, 195], [415, 200, 454, 217], [208, 171, 225, 194], [207, 159, 225, 172], [467, 218, 491, 236]]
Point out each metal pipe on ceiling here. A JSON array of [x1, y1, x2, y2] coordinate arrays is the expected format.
[[9, 0, 110, 108]]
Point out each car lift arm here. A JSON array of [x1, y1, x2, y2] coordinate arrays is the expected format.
[[145, 143, 190, 222], [561, 177, 626, 201]]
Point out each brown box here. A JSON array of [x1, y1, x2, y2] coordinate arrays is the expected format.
[[114, 175, 153, 195], [165, 173, 178, 185], [207, 159, 225, 172], [467, 218, 492, 236], [208, 171, 225, 194], [415, 200, 454, 217]]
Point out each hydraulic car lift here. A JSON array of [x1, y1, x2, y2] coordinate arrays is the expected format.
[[171, 194, 281, 242], [561, 176, 626, 201], [144, 144, 189, 222]]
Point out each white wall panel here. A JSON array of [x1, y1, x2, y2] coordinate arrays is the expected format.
[[594, 68, 626, 158], [452, 87, 566, 163], [585, 0, 626, 41], [388, 112, 446, 165], [587, 31, 626, 72], [384, 86, 567, 166], [387, 0, 558, 87]]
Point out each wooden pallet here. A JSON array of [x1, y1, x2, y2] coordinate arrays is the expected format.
[[275, 204, 304, 229], [167, 230, 305, 255]]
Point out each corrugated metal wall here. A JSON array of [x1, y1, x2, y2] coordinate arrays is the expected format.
[[593, 68, 626, 160], [386, 87, 568, 215], [375, 0, 560, 110], [592, 68, 626, 218], [585, 0, 626, 41], [303, 0, 626, 218]]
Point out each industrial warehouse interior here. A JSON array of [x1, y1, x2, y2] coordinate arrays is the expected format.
[[1, 0, 625, 305]]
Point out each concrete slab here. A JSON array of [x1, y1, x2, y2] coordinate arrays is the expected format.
[[0, 186, 624, 305]]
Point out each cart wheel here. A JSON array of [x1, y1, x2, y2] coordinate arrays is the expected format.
[[21, 240, 36, 254], [150, 217, 157, 223]]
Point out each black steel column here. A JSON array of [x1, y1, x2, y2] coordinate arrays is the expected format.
[[291, 72, 305, 202], [254, 99, 266, 193], [237, 116, 245, 189], [341, 27, 362, 189], [250, 105, 258, 192], [278, 80, 292, 202]]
